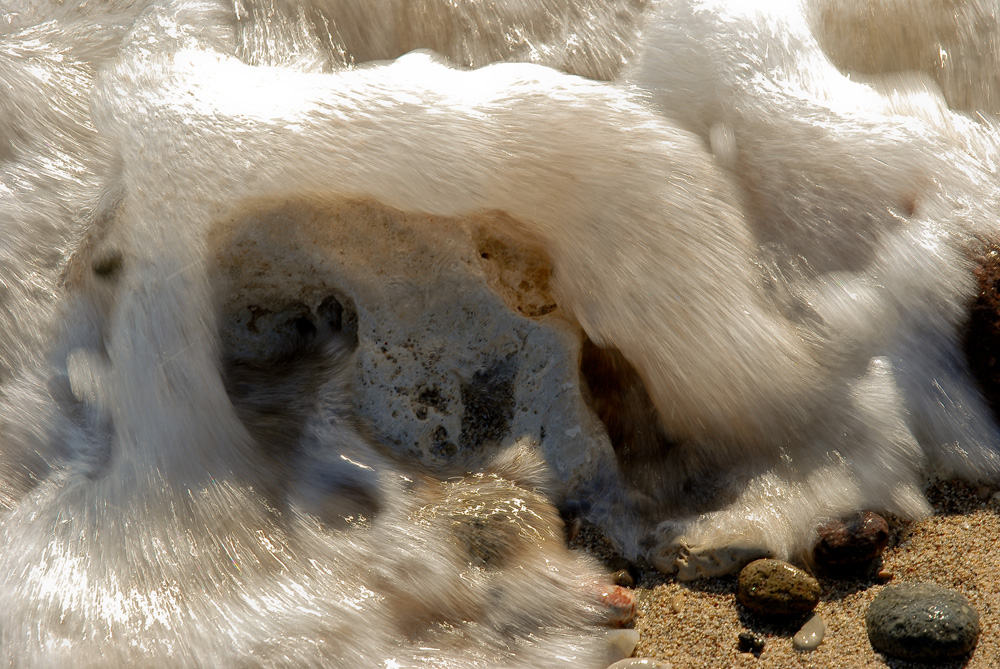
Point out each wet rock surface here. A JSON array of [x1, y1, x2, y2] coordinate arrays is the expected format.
[[737, 559, 821, 617], [792, 612, 825, 651], [866, 583, 981, 662], [211, 200, 619, 494], [604, 628, 641, 664], [814, 511, 889, 573], [600, 584, 638, 627]]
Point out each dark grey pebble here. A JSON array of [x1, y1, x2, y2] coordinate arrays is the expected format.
[[866, 583, 981, 662], [814, 511, 889, 572], [737, 559, 820, 617], [737, 631, 766, 654]]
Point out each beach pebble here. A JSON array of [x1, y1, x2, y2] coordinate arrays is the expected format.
[[599, 585, 637, 626], [866, 583, 981, 661], [814, 512, 889, 572], [737, 559, 821, 616], [737, 631, 766, 654], [607, 659, 672, 669], [612, 569, 636, 589], [792, 612, 825, 651], [604, 628, 640, 662]]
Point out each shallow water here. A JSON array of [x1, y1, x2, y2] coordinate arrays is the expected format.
[[1, 0, 999, 666]]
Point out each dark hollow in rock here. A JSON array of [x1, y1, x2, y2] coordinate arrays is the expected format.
[[866, 583, 981, 662], [459, 359, 515, 449], [813, 511, 889, 573], [91, 249, 123, 279], [429, 424, 457, 459], [317, 294, 344, 330], [737, 559, 820, 617]]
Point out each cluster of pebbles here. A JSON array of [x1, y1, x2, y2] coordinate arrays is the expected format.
[[574, 482, 994, 668], [576, 248, 1000, 668]]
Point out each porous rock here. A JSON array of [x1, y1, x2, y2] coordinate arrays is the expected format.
[[210, 199, 620, 497], [737, 559, 820, 617], [866, 583, 981, 662]]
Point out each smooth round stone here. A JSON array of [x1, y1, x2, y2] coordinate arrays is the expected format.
[[606, 659, 672, 669], [866, 583, 981, 661], [792, 612, 825, 651], [737, 559, 821, 617], [604, 629, 640, 663], [814, 512, 889, 572]]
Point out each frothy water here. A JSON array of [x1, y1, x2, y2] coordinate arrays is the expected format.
[[1, 0, 999, 666]]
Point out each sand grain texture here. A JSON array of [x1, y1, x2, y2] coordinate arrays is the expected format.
[[579, 481, 1000, 668]]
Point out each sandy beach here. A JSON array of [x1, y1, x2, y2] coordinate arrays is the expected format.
[[576, 479, 1000, 668]]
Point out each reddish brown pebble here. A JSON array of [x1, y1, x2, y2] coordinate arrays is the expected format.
[[598, 585, 637, 627], [814, 511, 889, 572]]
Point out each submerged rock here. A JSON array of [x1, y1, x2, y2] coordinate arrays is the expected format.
[[866, 583, 981, 662], [599, 584, 638, 627], [604, 629, 640, 663]]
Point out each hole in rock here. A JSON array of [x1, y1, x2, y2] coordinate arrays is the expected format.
[[459, 358, 516, 452]]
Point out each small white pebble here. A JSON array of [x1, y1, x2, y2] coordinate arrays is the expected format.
[[604, 629, 640, 663], [793, 612, 826, 651], [607, 659, 673, 669]]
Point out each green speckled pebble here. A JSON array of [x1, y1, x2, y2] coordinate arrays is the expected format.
[[866, 583, 980, 662], [737, 559, 820, 617]]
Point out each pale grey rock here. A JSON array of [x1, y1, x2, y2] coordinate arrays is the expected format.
[[210, 199, 622, 501], [668, 541, 772, 580], [793, 612, 825, 651]]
